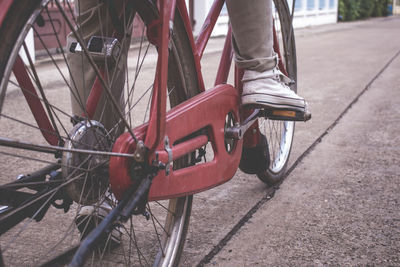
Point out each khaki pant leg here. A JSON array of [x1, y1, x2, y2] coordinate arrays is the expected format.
[[67, 0, 130, 135], [226, 0, 277, 72]]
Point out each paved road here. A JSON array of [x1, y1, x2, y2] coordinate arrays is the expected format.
[[2, 15, 399, 267], [179, 16, 400, 266]]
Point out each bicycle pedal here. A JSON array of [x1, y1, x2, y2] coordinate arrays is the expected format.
[[261, 109, 311, 122], [69, 36, 121, 63]]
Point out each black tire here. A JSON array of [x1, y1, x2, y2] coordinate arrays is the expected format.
[[256, 0, 297, 185], [0, 0, 199, 266]]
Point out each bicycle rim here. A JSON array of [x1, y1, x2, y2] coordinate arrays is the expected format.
[[257, 0, 297, 184], [0, 0, 199, 265]]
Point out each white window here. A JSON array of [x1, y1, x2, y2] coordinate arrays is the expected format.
[[307, 0, 315, 10], [319, 0, 326, 9], [295, 0, 302, 11]]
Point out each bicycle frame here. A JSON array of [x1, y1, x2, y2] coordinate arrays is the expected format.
[[110, 0, 244, 201], [8, 0, 286, 201], [0, 0, 13, 27], [0, 1, 298, 264]]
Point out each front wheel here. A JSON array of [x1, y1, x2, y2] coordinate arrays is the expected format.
[[256, 0, 297, 185]]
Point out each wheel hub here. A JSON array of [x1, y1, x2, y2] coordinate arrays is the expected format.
[[62, 120, 111, 205]]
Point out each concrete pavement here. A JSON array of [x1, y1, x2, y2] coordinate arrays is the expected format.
[[179, 16, 400, 266], [2, 14, 399, 267]]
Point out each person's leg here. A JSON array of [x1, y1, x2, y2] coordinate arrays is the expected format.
[[226, 0, 309, 115], [226, 0, 276, 72], [66, 0, 132, 246], [67, 0, 129, 136]]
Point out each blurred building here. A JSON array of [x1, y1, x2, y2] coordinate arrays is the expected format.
[[393, 0, 400, 14], [291, 0, 338, 28], [192, 0, 338, 36], [29, 0, 339, 60]]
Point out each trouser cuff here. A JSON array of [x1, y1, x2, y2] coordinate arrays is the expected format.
[[234, 52, 278, 72]]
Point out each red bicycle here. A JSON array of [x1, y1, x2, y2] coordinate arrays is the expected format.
[[0, 0, 301, 265]]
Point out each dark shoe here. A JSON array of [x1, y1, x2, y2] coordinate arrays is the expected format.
[[75, 200, 122, 249]]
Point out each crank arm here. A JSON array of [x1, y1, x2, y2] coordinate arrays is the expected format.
[[225, 109, 261, 140]]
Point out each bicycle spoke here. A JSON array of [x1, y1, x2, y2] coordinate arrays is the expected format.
[[7, 80, 74, 121], [3, 180, 81, 255], [146, 206, 170, 238], [22, 42, 62, 142], [39, 223, 80, 266], [147, 204, 165, 257], [124, 83, 153, 120], [2, 84, 73, 150], [0, 159, 88, 223], [125, 27, 148, 128], [43, 6, 90, 125], [1, 112, 115, 165], [55, 1, 138, 143], [1, 179, 65, 189], [1, 113, 65, 141], [154, 201, 176, 215], [0, 150, 83, 173], [32, 17, 119, 150], [125, 34, 151, 113], [31, 26, 87, 115], [129, 222, 150, 267], [2, 189, 59, 252], [119, 221, 150, 266], [143, 90, 153, 123]]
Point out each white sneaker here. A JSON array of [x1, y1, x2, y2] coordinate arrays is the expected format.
[[75, 198, 122, 249], [242, 68, 308, 112]]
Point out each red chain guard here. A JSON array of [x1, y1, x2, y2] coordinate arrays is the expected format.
[[109, 84, 243, 201]]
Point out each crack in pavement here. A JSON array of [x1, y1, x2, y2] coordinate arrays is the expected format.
[[196, 48, 400, 267]]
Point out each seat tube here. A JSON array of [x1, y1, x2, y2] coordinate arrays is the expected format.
[[144, 0, 175, 152]]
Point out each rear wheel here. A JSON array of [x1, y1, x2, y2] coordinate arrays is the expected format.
[[0, 0, 199, 265], [256, 0, 297, 185]]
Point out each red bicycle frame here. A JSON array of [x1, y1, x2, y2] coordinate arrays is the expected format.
[[9, 0, 286, 201], [110, 0, 244, 201]]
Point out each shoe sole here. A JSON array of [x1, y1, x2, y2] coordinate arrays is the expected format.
[[242, 93, 305, 112]]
